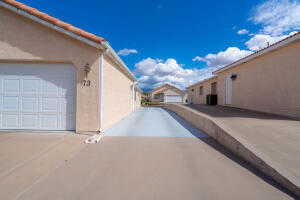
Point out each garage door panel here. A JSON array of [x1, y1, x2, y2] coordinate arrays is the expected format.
[[41, 98, 59, 113], [0, 63, 76, 131], [22, 114, 38, 129], [4, 79, 20, 94], [42, 80, 60, 96], [0, 94, 2, 110], [3, 96, 19, 111], [0, 79, 2, 94], [21, 97, 38, 112], [61, 80, 75, 97], [3, 113, 19, 128], [22, 79, 40, 94], [40, 114, 58, 129], [61, 97, 75, 113], [165, 95, 183, 103], [61, 114, 75, 130], [69, 115, 75, 130]]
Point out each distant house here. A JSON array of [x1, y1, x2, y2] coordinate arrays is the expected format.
[[187, 32, 300, 119], [150, 84, 186, 103], [187, 76, 217, 104]]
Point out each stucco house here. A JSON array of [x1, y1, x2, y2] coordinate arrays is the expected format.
[[150, 84, 186, 103], [187, 76, 217, 104], [0, 0, 141, 133], [187, 32, 300, 119], [214, 32, 300, 119]]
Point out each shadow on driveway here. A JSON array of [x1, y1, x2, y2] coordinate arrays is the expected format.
[[162, 107, 298, 199], [185, 104, 300, 121]]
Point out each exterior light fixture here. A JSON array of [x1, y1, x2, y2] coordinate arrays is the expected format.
[[231, 74, 237, 80], [83, 63, 91, 78], [82, 63, 91, 87]]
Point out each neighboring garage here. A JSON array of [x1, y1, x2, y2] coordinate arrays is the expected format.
[[0, 0, 141, 133], [165, 95, 183, 103], [150, 84, 186, 103]]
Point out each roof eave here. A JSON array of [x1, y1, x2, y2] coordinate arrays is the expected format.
[[102, 41, 136, 81], [0, 1, 104, 50], [0, 1, 137, 81], [213, 32, 300, 74], [186, 75, 217, 89], [151, 84, 185, 95]]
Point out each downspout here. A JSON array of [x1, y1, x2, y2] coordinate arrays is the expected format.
[[132, 81, 137, 112]]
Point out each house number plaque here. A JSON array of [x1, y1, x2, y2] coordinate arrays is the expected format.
[[82, 80, 91, 87]]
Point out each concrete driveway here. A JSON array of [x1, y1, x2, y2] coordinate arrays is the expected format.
[[0, 107, 296, 200], [105, 107, 207, 138]]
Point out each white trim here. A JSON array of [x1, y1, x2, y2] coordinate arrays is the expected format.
[[224, 75, 232, 105], [0, 1, 104, 50], [135, 85, 143, 93], [102, 41, 136, 81], [131, 82, 137, 111], [99, 53, 105, 132], [214, 33, 300, 74]]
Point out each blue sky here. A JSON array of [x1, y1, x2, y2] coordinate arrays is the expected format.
[[21, 0, 300, 90]]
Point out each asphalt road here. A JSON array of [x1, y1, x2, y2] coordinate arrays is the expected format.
[[1, 107, 295, 200]]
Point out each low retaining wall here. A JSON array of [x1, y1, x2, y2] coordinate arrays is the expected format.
[[166, 104, 299, 197]]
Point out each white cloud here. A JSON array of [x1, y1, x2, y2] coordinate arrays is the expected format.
[[136, 0, 300, 90], [237, 29, 249, 35], [251, 0, 300, 35], [245, 31, 297, 51], [135, 58, 216, 90], [117, 48, 138, 56], [192, 56, 204, 62], [194, 47, 252, 68]]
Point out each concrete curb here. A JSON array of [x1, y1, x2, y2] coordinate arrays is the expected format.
[[166, 104, 300, 197]]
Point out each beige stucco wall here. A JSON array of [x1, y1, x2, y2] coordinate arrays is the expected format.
[[217, 40, 300, 119], [187, 77, 217, 104], [102, 57, 134, 130], [164, 88, 182, 96]]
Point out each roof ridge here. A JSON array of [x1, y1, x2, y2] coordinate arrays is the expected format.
[[187, 32, 300, 89], [214, 32, 300, 73], [1, 0, 105, 43], [151, 83, 185, 94]]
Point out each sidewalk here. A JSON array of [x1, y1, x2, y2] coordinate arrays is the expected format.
[[168, 104, 300, 196]]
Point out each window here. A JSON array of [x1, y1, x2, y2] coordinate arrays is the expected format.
[[191, 89, 194, 92], [199, 86, 203, 95], [211, 82, 217, 95]]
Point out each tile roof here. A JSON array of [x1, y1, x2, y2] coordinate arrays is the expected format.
[[151, 83, 185, 95], [2, 0, 105, 44]]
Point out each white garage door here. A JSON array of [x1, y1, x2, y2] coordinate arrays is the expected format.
[[165, 95, 183, 103], [0, 63, 76, 130]]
